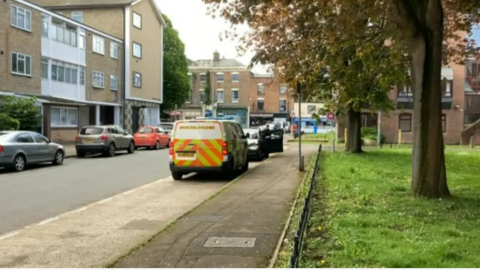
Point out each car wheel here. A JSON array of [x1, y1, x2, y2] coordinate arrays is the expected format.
[[76, 151, 86, 158], [53, 150, 64, 165], [128, 141, 135, 154], [12, 154, 26, 172], [172, 172, 183, 180], [104, 143, 116, 157], [153, 141, 160, 150], [166, 139, 171, 148]]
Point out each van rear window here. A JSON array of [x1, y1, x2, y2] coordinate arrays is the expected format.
[[174, 122, 221, 139], [80, 127, 104, 135]]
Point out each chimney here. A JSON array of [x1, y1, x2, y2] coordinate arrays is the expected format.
[[213, 51, 220, 61]]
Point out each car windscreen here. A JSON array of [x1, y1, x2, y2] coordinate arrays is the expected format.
[[244, 129, 259, 139], [138, 128, 154, 133], [80, 127, 104, 135], [160, 124, 173, 131], [174, 122, 221, 139]]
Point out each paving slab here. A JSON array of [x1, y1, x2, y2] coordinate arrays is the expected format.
[[113, 145, 318, 268]]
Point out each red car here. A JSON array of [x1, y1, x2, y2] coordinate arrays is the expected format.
[[134, 126, 170, 150]]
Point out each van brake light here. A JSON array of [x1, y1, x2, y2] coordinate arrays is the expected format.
[[222, 141, 228, 155], [0, 145, 3, 153], [169, 141, 174, 155]]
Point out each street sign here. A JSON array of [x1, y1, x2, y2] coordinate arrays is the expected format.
[[290, 111, 295, 118], [237, 110, 243, 117], [327, 112, 335, 121], [205, 110, 212, 117]]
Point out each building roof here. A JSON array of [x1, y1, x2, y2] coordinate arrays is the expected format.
[[189, 59, 247, 68]]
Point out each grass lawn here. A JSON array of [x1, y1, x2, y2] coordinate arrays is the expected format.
[[302, 149, 480, 268]]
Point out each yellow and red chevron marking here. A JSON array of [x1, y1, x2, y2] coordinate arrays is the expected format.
[[173, 139, 223, 167]]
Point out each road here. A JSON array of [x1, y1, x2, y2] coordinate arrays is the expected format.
[[0, 148, 177, 235]]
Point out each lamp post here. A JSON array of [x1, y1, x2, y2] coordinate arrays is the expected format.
[[297, 81, 304, 172]]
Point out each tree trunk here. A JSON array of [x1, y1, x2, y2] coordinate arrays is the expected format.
[[399, 0, 450, 198], [346, 108, 363, 153]]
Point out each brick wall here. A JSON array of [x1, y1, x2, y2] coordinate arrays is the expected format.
[[249, 76, 291, 113]]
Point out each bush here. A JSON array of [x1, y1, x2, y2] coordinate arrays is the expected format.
[[0, 113, 20, 130], [0, 96, 41, 131], [361, 127, 386, 144]]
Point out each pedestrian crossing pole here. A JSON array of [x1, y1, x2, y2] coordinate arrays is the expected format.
[[297, 81, 304, 172]]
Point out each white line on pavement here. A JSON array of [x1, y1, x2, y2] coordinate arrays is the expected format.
[[122, 190, 134, 195], [70, 207, 88, 214], [0, 232, 18, 241], [38, 217, 59, 225], [97, 198, 112, 204]]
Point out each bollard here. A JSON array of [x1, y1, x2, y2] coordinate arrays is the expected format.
[[470, 136, 474, 148], [299, 155, 305, 172]]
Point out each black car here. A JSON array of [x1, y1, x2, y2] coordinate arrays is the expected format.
[[244, 128, 267, 160]]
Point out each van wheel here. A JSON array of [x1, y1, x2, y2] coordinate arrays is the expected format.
[[241, 159, 249, 172], [172, 172, 183, 180]]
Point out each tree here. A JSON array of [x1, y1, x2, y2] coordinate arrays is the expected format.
[[203, 70, 212, 105], [0, 96, 41, 131], [203, 0, 480, 198], [161, 13, 190, 118], [0, 113, 20, 130]]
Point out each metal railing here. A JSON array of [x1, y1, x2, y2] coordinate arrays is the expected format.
[[290, 144, 322, 268]]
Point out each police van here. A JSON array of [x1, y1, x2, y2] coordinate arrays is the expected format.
[[169, 119, 249, 180]]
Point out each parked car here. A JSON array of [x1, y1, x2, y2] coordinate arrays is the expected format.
[[243, 128, 267, 160], [159, 123, 174, 134], [134, 126, 170, 150], [75, 125, 135, 158], [0, 131, 65, 172]]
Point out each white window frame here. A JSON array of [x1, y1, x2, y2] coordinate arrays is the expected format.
[[79, 29, 86, 50], [110, 75, 118, 91], [231, 72, 239, 82], [11, 52, 32, 77], [257, 97, 265, 111], [216, 89, 224, 103], [41, 14, 49, 37], [92, 70, 105, 88], [71, 11, 83, 23], [217, 72, 224, 83], [93, 35, 105, 55], [133, 72, 142, 88], [280, 85, 287, 94], [41, 58, 49, 79], [79, 66, 85, 85], [231, 88, 239, 103], [51, 107, 78, 127], [257, 83, 265, 94], [110, 42, 118, 59], [133, 12, 142, 29], [11, 5, 32, 32], [279, 99, 287, 112], [200, 73, 206, 83], [199, 90, 205, 103], [133, 42, 142, 58]]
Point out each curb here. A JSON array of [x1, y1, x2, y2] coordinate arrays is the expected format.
[[103, 149, 287, 268], [268, 151, 315, 268]]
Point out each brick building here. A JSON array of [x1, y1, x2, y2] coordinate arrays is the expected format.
[[30, 0, 166, 134]]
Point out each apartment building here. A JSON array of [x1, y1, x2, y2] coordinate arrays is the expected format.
[[31, 0, 165, 133], [249, 73, 293, 126], [182, 51, 251, 128], [0, 0, 124, 142]]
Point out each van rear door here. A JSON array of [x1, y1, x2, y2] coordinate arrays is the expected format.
[[172, 121, 223, 167]]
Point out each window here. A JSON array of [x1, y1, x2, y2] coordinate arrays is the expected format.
[[442, 114, 446, 133], [133, 42, 142, 58], [232, 89, 239, 103], [71, 11, 83, 23], [257, 99, 265, 111], [217, 90, 224, 103], [93, 35, 105, 55], [307, 105, 316, 114], [51, 107, 78, 127], [280, 85, 287, 94], [217, 73, 224, 82], [257, 83, 265, 94], [51, 24, 77, 47], [441, 80, 452, 97], [187, 90, 192, 102], [110, 42, 119, 59], [16, 133, 34, 143], [41, 14, 49, 37], [399, 85, 413, 97], [92, 71, 105, 88], [399, 113, 412, 132], [110, 75, 118, 90], [133, 72, 142, 88], [146, 108, 159, 126], [11, 52, 31, 76], [133, 12, 142, 28], [200, 73, 206, 83], [11, 5, 31, 31], [51, 61, 78, 84], [200, 90, 206, 102], [79, 67, 85, 85], [231, 72, 239, 82], [279, 99, 287, 112], [41, 58, 48, 79], [79, 29, 86, 50], [188, 74, 193, 85], [32, 133, 49, 144]]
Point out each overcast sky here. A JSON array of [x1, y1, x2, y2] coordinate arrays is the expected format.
[[155, 0, 266, 73]]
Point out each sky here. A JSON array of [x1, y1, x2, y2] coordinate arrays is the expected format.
[[155, 0, 266, 73]]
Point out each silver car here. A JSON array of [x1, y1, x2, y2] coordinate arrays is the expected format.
[[75, 125, 135, 158], [0, 131, 65, 172]]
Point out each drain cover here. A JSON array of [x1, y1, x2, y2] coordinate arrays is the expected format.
[[203, 237, 256, 248]]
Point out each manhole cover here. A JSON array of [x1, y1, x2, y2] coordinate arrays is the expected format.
[[203, 237, 256, 248]]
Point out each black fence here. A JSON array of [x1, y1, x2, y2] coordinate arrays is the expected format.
[[289, 144, 322, 268]]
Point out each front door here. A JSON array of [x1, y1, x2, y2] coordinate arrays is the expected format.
[[132, 107, 140, 134]]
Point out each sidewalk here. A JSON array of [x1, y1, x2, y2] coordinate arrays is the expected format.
[[113, 145, 318, 268]]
